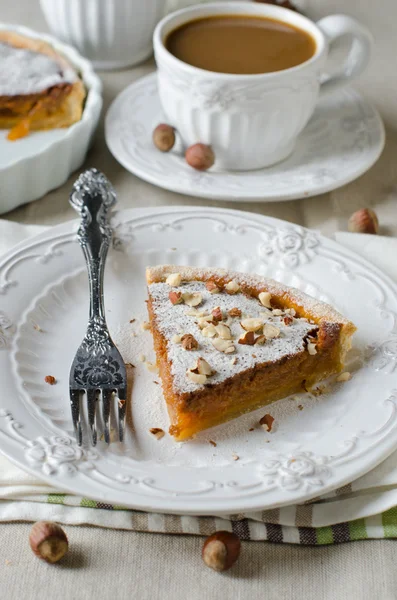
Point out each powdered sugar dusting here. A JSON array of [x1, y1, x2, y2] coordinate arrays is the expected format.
[[0, 42, 77, 96], [147, 265, 354, 327], [149, 281, 318, 394]]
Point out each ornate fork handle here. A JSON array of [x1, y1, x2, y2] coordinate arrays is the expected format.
[[70, 168, 116, 353], [69, 169, 127, 445]]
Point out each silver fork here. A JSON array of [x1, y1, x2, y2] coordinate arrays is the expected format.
[[69, 168, 127, 446]]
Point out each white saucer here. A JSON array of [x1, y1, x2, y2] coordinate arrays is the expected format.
[[105, 73, 385, 203]]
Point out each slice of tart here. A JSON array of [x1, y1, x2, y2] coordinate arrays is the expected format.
[[0, 31, 86, 140], [146, 265, 356, 441]]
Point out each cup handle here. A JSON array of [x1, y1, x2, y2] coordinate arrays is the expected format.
[[316, 15, 373, 97]]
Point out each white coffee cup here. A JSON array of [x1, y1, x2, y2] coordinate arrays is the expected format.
[[40, 0, 167, 70], [154, 2, 373, 170]]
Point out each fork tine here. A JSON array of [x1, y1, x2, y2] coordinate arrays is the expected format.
[[87, 389, 98, 446], [70, 389, 82, 446], [117, 387, 127, 442], [102, 390, 113, 444]]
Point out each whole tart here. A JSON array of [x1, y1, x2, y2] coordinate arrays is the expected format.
[[146, 265, 356, 441], [0, 30, 86, 140]]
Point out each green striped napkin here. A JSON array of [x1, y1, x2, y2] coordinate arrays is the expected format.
[[1, 489, 397, 544]]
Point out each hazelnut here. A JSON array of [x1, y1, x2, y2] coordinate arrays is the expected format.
[[212, 337, 235, 353], [258, 291, 272, 308], [169, 290, 183, 305], [263, 324, 280, 339], [197, 315, 214, 328], [259, 414, 275, 432], [255, 335, 266, 345], [196, 357, 213, 376], [181, 333, 199, 351], [153, 123, 176, 152], [187, 370, 207, 385], [189, 358, 212, 376], [348, 208, 379, 234], [238, 331, 256, 345], [202, 323, 217, 338], [166, 272, 182, 287], [283, 316, 293, 326], [215, 323, 232, 340], [212, 306, 223, 322], [182, 292, 203, 307], [29, 521, 68, 564], [206, 280, 220, 294], [44, 375, 56, 385], [240, 318, 263, 332], [228, 307, 242, 318], [185, 143, 215, 171], [149, 427, 165, 440], [202, 531, 241, 572], [225, 280, 240, 294]]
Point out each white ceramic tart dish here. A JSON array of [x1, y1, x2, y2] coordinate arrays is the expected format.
[[0, 24, 102, 214], [1, 206, 397, 515]]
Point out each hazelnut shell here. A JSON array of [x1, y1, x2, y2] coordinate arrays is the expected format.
[[169, 290, 183, 305], [29, 521, 69, 564], [202, 531, 241, 572], [181, 333, 199, 351], [185, 144, 215, 171], [153, 124, 176, 152], [348, 208, 379, 234]]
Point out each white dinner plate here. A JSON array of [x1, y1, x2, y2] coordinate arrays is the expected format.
[[105, 73, 385, 202], [1, 206, 397, 515]]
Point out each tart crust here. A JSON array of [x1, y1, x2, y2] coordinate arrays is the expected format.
[[0, 31, 85, 137], [147, 265, 356, 441]]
